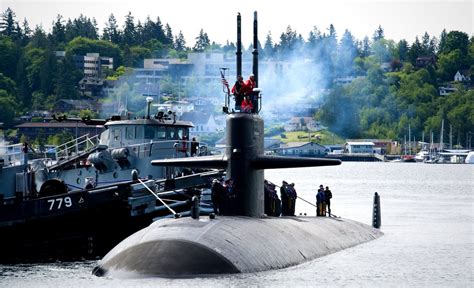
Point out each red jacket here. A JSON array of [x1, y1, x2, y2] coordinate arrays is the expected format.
[[241, 99, 253, 112], [242, 78, 256, 95]]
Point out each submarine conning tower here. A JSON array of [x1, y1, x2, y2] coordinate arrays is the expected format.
[[150, 11, 341, 217]]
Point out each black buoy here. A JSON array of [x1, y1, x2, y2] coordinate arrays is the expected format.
[[372, 192, 381, 228]]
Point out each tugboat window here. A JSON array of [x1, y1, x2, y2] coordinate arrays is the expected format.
[[156, 127, 166, 139], [145, 126, 155, 139], [168, 128, 176, 139], [135, 126, 144, 139], [125, 126, 135, 139], [177, 128, 184, 139], [112, 129, 120, 141]]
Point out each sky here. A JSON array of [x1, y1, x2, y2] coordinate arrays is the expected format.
[[1, 0, 472, 46]]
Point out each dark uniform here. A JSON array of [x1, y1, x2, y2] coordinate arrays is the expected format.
[[190, 138, 199, 156], [324, 187, 333, 216]]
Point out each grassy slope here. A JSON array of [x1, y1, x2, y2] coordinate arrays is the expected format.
[[272, 130, 345, 145]]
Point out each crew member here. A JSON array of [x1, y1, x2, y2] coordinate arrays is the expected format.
[[231, 75, 244, 111], [241, 96, 253, 113], [190, 137, 199, 157], [280, 181, 289, 216], [211, 179, 224, 215], [316, 184, 326, 216], [324, 186, 333, 217], [288, 183, 297, 216], [242, 74, 257, 113]]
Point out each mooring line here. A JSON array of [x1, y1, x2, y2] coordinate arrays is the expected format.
[[137, 178, 177, 215]]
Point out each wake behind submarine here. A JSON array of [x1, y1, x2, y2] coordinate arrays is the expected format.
[[93, 12, 383, 278]]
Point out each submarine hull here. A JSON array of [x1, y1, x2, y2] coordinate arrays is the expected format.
[[94, 216, 383, 277]]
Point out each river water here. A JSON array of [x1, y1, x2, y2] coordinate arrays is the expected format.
[[1, 162, 473, 287]]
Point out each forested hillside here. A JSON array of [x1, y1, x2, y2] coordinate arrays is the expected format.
[[0, 8, 472, 145]]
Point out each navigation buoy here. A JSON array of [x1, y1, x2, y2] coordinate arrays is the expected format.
[[372, 192, 381, 228]]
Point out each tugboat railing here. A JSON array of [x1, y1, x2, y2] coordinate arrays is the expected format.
[[53, 134, 100, 161]]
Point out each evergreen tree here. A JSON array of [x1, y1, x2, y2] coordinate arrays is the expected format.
[[337, 29, 357, 76], [21, 18, 31, 40], [438, 29, 447, 54], [0, 7, 19, 39], [396, 39, 409, 61], [408, 36, 423, 65], [122, 12, 136, 46], [193, 29, 210, 52], [165, 23, 173, 45], [421, 32, 431, 55], [373, 25, 384, 41], [360, 36, 371, 58], [51, 14, 66, 45], [263, 31, 274, 59], [174, 30, 186, 51], [103, 14, 121, 44]]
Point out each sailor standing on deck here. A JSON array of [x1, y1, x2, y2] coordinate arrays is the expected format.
[[324, 186, 333, 216], [231, 75, 245, 111], [316, 185, 326, 216]]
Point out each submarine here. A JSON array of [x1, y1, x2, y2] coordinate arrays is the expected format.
[[92, 12, 383, 278]]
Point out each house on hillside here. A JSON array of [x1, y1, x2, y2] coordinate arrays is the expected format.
[[416, 56, 436, 68], [180, 111, 222, 136], [272, 142, 328, 157], [439, 86, 457, 96], [154, 101, 194, 117], [454, 70, 471, 83], [284, 117, 325, 132], [54, 100, 97, 113]]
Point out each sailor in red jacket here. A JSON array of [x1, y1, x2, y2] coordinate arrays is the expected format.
[[242, 74, 256, 96], [241, 96, 253, 113], [242, 74, 256, 113]]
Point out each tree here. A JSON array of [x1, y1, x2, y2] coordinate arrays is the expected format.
[[122, 12, 136, 46], [360, 36, 371, 58], [438, 29, 447, 54], [164, 23, 173, 46], [437, 49, 467, 81], [193, 29, 210, 52], [441, 31, 469, 55], [408, 36, 423, 65], [0, 89, 17, 126], [64, 14, 98, 41], [373, 25, 384, 41], [396, 39, 409, 61], [51, 14, 66, 45], [174, 30, 186, 51], [0, 35, 19, 79], [0, 8, 19, 39], [0, 72, 16, 96], [263, 31, 274, 59], [337, 29, 357, 76], [103, 14, 121, 44]]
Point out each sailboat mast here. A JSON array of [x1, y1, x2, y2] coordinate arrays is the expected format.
[[439, 119, 444, 151]]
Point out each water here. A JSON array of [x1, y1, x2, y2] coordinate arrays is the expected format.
[[1, 162, 473, 287]]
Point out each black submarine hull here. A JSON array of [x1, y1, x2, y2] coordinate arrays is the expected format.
[[94, 216, 383, 277]]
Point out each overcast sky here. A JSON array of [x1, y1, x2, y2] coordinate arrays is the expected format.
[[2, 0, 472, 46]]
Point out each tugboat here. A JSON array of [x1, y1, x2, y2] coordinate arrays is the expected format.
[[0, 98, 223, 263]]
